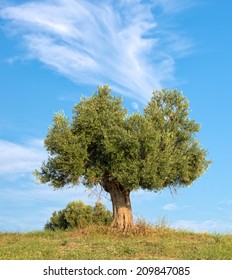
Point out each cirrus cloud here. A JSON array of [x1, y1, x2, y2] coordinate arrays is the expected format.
[[0, 138, 46, 177], [0, 0, 193, 101], [173, 219, 232, 234], [163, 203, 178, 211]]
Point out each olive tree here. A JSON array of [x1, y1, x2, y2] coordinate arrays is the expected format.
[[35, 85, 211, 230]]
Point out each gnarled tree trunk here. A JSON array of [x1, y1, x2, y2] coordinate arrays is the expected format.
[[102, 180, 134, 231]]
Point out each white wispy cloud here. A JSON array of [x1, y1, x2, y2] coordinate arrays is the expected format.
[[0, 181, 111, 231], [131, 101, 139, 110], [163, 202, 192, 211], [0, 0, 193, 101], [218, 199, 232, 207], [173, 219, 232, 234], [155, 0, 196, 14], [0, 138, 46, 177], [163, 203, 178, 210]]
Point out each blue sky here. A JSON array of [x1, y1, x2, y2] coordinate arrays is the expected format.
[[0, 0, 232, 233]]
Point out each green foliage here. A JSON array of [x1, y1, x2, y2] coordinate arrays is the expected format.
[[92, 201, 113, 225], [44, 201, 112, 230], [35, 85, 211, 194], [44, 209, 67, 230]]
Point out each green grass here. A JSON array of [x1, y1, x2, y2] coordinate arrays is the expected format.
[[1, 224, 232, 260]]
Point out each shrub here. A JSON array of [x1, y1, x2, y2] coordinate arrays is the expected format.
[[45, 201, 112, 230], [92, 202, 113, 226], [64, 201, 93, 229]]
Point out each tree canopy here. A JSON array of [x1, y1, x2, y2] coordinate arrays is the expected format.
[[35, 85, 211, 230]]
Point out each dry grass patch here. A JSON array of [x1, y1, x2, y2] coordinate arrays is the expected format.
[[0, 225, 232, 260]]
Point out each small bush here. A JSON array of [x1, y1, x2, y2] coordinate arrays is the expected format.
[[44, 209, 68, 230], [64, 201, 93, 229], [45, 201, 112, 230], [92, 202, 113, 226]]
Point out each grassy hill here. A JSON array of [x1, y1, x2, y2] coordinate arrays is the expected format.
[[1, 224, 232, 260]]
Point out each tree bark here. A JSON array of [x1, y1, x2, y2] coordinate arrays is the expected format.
[[102, 180, 134, 230]]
